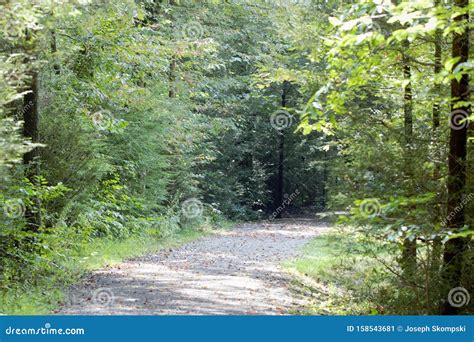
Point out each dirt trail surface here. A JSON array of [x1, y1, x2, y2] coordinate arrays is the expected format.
[[59, 219, 327, 315]]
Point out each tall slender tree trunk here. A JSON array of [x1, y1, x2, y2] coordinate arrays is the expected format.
[[23, 71, 42, 231], [401, 39, 417, 276], [432, 31, 441, 131], [22, 27, 42, 231], [431, 7, 443, 275], [168, 0, 177, 99], [441, 0, 470, 315], [275, 81, 288, 218]]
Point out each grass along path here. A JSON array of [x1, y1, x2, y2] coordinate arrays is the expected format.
[[285, 223, 412, 315]]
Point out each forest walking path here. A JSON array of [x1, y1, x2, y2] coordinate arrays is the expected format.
[[59, 219, 327, 315]]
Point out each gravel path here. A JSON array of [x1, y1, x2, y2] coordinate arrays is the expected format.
[[59, 219, 327, 315]]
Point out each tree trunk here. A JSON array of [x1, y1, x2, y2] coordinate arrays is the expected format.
[[431, 4, 443, 275], [441, 0, 470, 315], [275, 82, 289, 218], [168, 0, 177, 98], [22, 71, 42, 231], [401, 39, 417, 276]]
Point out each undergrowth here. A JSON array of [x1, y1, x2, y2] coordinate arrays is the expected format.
[[286, 223, 474, 315]]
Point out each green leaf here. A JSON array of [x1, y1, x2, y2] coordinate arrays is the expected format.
[[445, 56, 461, 71]]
